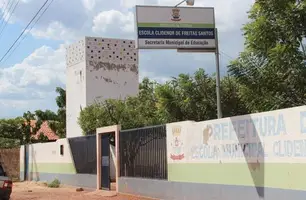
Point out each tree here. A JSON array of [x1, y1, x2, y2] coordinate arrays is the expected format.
[[78, 69, 248, 134], [0, 118, 24, 147], [0, 137, 20, 149], [155, 69, 248, 121], [48, 87, 66, 138], [228, 0, 306, 112], [0, 111, 47, 146], [220, 75, 249, 117], [23, 111, 43, 144], [78, 78, 164, 134], [155, 69, 217, 122], [35, 87, 66, 138]]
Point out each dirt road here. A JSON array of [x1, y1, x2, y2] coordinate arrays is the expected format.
[[10, 182, 153, 200]]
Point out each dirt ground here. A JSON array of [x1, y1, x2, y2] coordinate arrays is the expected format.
[[10, 182, 154, 200]]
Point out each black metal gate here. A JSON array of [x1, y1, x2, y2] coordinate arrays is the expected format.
[[101, 133, 111, 190], [119, 125, 167, 180]]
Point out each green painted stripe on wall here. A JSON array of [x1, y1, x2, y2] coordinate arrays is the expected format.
[[137, 23, 215, 28], [20, 163, 76, 174], [168, 163, 306, 191]]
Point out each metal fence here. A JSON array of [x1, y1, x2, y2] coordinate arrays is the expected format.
[[119, 125, 167, 180], [68, 135, 96, 174]]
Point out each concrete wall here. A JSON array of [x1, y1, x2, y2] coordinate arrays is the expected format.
[[119, 106, 306, 200], [66, 39, 87, 138], [118, 177, 306, 200], [85, 37, 139, 105], [19, 138, 116, 188], [19, 139, 98, 188], [66, 37, 139, 138]]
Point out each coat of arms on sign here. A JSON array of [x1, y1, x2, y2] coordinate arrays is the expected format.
[[170, 125, 184, 160], [171, 8, 181, 21]]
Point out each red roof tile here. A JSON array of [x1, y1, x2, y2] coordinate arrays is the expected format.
[[30, 120, 59, 141]]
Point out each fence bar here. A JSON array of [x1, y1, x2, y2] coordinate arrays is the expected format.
[[119, 125, 167, 180]]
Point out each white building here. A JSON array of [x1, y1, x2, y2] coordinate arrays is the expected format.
[[65, 37, 139, 138]]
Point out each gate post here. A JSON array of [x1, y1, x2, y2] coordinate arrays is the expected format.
[[96, 125, 121, 192]]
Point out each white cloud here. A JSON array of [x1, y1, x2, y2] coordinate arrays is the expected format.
[[30, 21, 79, 41], [140, 70, 170, 83], [120, 0, 159, 8], [0, 0, 122, 31], [92, 10, 135, 36], [1, 0, 254, 41], [81, 0, 97, 10], [0, 44, 66, 117], [156, 0, 254, 32], [0, 98, 58, 118], [0, 0, 255, 117], [0, 45, 66, 97], [120, 0, 146, 8], [1, 100, 28, 109]]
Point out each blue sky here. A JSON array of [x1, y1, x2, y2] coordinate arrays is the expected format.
[[0, 0, 254, 118]]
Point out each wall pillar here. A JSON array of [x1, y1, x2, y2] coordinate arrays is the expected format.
[[96, 125, 121, 192]]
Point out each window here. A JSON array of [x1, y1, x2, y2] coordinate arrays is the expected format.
[[60, 145, 64, 156]]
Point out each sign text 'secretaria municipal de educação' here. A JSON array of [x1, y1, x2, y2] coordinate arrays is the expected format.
[[144, 40, 209, 45]]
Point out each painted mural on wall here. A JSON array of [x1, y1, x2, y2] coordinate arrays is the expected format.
[[170, 126, 184, 160], [167, 106, 306, 165]]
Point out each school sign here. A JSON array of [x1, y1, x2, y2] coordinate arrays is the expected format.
[[135, 6, 216, 49]]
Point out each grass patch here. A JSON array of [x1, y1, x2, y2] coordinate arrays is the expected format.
[[47, 179, 61, 188]]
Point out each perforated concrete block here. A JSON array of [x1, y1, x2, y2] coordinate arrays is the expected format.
[[66, 39, 86, 67], [85, 37, 138, 67]]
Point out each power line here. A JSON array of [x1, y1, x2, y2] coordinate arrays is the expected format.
[[1, 0, 54, 65], [220, 50, 234, 61], [0, 0, 8, 21], [0, 0, 15, 29], [0, 0, 12, 22], [0, 0, 21, 40], [0, 0, 50, 64]]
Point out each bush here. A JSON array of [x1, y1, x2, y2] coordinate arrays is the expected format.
[[47, 179, 60, 188]]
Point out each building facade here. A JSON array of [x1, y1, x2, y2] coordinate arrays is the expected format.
[[66, 37, 139, 138]]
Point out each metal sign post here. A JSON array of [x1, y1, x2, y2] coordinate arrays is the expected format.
[[214, 29, 222, 119], [177, 30, 222, 118]]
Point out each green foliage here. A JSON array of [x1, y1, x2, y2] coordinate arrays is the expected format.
[[79, 69, 249, 134], [35, 110, 58, 121], [49, 87, 66, 138], [1, 1, 306, 143], [23, 111, 43, 144], [0, 137, 20, 149], [79, 78, 165, 133], [32, 87, 66, 138], [47, 179, 60, 188], [0, 87, 66, 147], [78, 0, 306, 133], [155, 69, 217, 122], [55, 87, 66, 109], [0, 112, 40, 146], [0, 118, 24, 144], [37, 133, 49, 142], [0, 110, 55, 147], [228, 0, 306, 112]]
